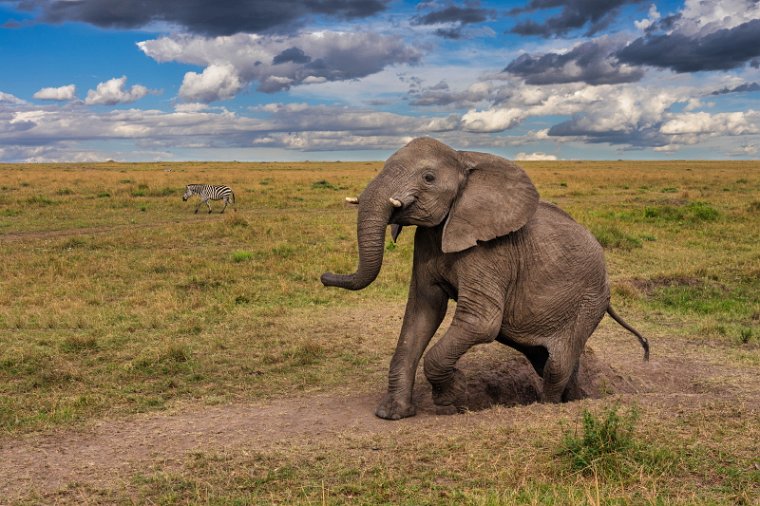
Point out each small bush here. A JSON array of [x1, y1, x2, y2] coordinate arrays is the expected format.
[[560, 405, 639, 475], [687, 201, 719, 221], [97, 192, 111, 198], [231, 250, 253, 262]]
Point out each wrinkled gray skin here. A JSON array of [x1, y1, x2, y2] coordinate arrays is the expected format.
[[321, 137, 648, 420]]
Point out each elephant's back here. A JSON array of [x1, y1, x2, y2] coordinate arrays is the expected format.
[[525, 201, 604, 255]]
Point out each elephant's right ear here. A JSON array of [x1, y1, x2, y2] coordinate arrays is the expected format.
[[442, 152, 539, 254]]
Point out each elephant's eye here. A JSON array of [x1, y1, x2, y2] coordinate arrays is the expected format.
[[423, 172, 436, 184]]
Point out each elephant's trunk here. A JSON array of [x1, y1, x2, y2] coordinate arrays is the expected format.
[[321, 178, 396, 291]]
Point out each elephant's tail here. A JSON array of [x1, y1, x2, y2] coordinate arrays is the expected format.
[[607, 305, 649, 361]]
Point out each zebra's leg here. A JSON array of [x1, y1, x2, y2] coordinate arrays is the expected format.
[[194, 200, 202, 214], [221, 198, 228, 214], [206, 200, 213, 213]]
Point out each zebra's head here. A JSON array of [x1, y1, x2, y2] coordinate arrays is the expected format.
[[182, 185, 193, 201]]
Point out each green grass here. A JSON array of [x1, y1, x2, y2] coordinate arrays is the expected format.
[[1, 160, 759, 504], [0, 160, 758, 435]]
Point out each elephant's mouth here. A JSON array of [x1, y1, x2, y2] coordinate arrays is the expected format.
[[388, 194, 417, 225]]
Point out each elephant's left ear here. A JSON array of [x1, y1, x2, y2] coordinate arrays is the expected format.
[[442, 151, 539, 254]]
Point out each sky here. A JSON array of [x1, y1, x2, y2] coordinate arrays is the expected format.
[[1, 0, 760, 162]]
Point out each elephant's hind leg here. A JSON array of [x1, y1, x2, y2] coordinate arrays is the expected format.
[[541, 347, 579, 403], [543, 302, 605, 403]]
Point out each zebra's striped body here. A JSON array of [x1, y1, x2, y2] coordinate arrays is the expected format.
[[182, 184, 235, 213]]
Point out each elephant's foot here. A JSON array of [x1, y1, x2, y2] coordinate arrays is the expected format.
[[430, 368, 467, 414], [375, 393, 416, 420]]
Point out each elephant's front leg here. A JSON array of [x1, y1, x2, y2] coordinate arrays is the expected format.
[[375, 279, 447, 420], [423, 292, 504, 414]]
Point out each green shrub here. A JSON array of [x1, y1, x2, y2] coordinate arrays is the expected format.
[[231, 250, 253, 262], [560, 405, 639, 475], [687, 201, 719, 221]]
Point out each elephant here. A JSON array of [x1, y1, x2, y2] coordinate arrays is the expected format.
[[321, 137, 649, 420]]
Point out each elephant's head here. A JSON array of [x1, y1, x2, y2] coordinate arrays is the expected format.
[[321, 137, 539, 290]]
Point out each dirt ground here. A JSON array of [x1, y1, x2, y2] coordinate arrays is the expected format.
[[1, 320, 758, 503]]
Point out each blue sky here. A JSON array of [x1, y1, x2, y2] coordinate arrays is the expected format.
[[1, 0, 759, 162]]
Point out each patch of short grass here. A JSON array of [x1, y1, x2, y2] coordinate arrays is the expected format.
[[590, 224, 642, 250], [643, 201, 719, 222], [231, 250, 253, 262]]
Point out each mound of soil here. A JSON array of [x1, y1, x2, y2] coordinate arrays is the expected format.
[[411, 347, 638, 414]]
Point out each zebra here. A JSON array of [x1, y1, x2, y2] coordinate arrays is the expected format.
[[182, 184, 235, 214]]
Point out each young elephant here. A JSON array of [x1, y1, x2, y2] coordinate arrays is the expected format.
[[321, 137, 648, 420]]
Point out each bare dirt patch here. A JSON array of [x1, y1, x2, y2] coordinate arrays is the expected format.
[[2, 316, 756, 502]]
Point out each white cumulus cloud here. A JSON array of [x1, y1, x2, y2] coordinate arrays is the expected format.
[[179, 64, 243, 102], [461, 107, 523, 132], [0, 91, 25, 104], [515, 152, 558, 161], [33, 84, 77, 101], [660, 111, 759, 136], [84, 76, 153, 105]]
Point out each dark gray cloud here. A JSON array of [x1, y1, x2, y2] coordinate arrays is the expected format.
[[414, 4, 493, 25], [504, 38, 644, 85], [710, 82, 760, 95], [547, 120, 668, 148], [412, 1, 495, 39], [408, 79, 509, 107], [7, 0, 389, 35], [510, 0, 645, 37], [272, 47, 312, 65], [617, 19, 760, 72]]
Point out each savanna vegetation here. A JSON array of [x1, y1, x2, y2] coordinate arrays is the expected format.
[[1, 160, 758, 504]]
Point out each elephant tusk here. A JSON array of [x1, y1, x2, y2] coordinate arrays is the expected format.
[[345, 197, 359, 205], [389, 198, 403, 208]]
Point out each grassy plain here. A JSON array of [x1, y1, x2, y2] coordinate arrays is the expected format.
[[1, 160, 759, 504]]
